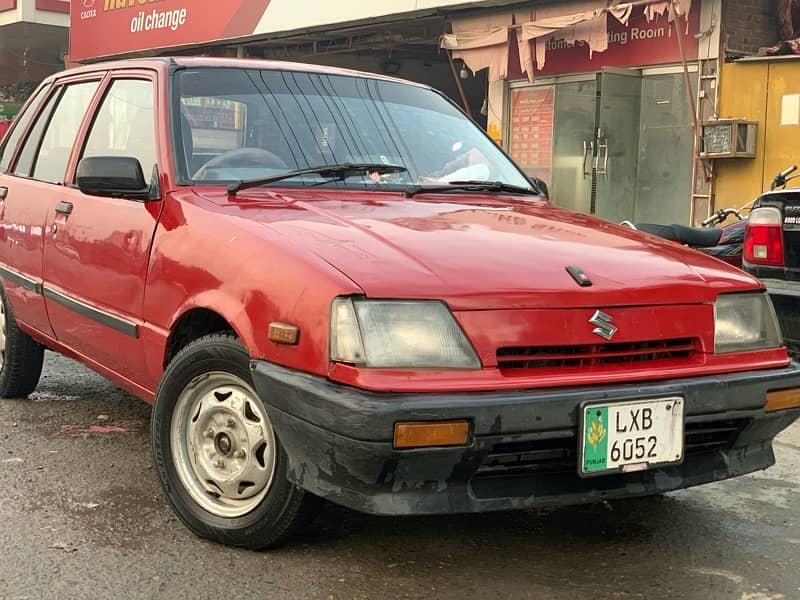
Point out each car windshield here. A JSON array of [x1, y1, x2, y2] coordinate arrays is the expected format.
[[174, 67, 532, 191]]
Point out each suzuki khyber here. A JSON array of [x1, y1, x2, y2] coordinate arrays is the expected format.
[[0, 58, 799, 549]]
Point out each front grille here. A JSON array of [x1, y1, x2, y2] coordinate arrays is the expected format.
[[496, 338, 697, 370], [684, 419, 751, 453], [474, 418, 751, 479], [476, 437, 577, 477]]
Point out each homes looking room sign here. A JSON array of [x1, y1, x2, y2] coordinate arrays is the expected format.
[[505, 3, 701, 79]]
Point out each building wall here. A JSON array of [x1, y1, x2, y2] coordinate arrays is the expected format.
[[713, 61, 769, 208], [723, 0, 777, 54], [714, 57, 800, 209]]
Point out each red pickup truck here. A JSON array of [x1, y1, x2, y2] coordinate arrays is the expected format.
[[0, 57, 798, 549]]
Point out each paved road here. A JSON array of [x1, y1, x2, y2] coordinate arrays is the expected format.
[[0, 353, 798, 600]]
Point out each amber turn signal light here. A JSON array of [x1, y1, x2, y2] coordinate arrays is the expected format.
[[393, 420, 471, 449], [765, 388, 800, 412], [268, 322, 299, 345]]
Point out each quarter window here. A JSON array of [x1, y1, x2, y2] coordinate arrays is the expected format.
[[13, 90, 62, 179], [83, 79, 157, 177], [0, 84, 49, 173], [31, 81, 100, 184]]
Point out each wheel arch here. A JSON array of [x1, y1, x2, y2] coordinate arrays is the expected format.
[[163, 292, 257, 369]]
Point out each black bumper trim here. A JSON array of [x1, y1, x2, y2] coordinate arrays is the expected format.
[[250, 361, 800, 516], [251, 361, 800, 442]]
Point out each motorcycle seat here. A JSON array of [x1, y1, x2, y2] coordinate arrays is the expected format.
[[635, 223, 723, 248]]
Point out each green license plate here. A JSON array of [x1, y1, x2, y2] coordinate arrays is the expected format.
[[580, 397, 684, 477]]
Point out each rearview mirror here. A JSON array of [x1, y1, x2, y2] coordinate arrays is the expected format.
[[76, 156, 155, 200]]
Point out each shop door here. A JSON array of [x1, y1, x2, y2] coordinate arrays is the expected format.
[[510, 69, 695, 225], [550, 80, 596, 214], [634, 73, 696, 225], [594, 68, 642, 223]]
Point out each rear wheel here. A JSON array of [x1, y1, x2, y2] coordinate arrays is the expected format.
[[0, 284, 44, 399], [151, 333, 315, 549]]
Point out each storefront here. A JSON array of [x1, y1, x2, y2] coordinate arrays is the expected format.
[[0, 0, 69, 108], [441, 0, 720, 226], [504, 3, 703, 225]]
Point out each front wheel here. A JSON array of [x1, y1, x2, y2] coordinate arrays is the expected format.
[[151, 333, 314, 549]]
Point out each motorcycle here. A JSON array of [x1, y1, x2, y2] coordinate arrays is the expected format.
[[621, 208, 746, 268], [619, 166, 800, 268]]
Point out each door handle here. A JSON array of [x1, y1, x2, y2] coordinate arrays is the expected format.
[[595, 133, 609, 178], [0, 187, 7, 200], [582, 141, 594, 179], [55, 201, 73, 215]]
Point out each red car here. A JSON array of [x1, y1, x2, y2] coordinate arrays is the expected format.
[[0, 58, 798, 549]]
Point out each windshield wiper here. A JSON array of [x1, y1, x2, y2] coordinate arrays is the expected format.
[[228, 163, 407, 195], [404, 180, 541, 198]]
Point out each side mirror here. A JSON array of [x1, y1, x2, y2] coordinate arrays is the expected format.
[[529, 176, 549, 199], [76, 156, 155, 200]]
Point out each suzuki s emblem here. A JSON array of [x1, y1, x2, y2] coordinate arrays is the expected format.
[[589, 310, 618, 341]]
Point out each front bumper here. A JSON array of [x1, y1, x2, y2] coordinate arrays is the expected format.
[[763, 279, 800, 359], [251, 361, 800, 516]]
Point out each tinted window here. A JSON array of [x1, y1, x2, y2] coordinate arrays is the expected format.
[[32, 81, 99, 183], [0, 84, 49, 173], [175, 68, 531, 190], [83, 79, 156, 177], [13, 91, 62, 178]]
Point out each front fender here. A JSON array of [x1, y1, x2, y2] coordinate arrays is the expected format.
[[141, 193, 361, 392]]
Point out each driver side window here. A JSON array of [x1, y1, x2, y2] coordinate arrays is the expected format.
[[82, 79, 156, 178]]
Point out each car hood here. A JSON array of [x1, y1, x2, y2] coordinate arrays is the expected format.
[[200, 189, 762, 310]]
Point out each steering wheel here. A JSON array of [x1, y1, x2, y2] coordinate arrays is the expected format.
[[193, 148, 288, 181]]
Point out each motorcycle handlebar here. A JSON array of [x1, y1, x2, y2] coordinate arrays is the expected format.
[[779, 165, 798, 179], [701, 208, 742, 227]]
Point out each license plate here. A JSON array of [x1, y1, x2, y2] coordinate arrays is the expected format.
[[580, 397, 684, 476]]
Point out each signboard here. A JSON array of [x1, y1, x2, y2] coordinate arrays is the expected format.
[[69, 0, 481, 62], [0, 102, 22, 117], [508, 87, 554, 183], [511, 4, 701, 78], [36, 0, 68, 13]]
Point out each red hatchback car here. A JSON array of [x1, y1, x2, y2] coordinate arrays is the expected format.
[[0, 58, 798, 549]]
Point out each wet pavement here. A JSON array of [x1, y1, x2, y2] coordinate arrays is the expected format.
[[0, 353, 799, 600]]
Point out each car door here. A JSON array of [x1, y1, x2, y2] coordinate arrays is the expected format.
[[41, 72, 163, 387], [0, 77, 102, 338]]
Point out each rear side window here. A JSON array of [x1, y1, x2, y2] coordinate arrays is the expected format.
[[28, 81, 99, 184], [0, 85, 49, 173], [13, 91, 62, 178], [82, 79, 157, 177]]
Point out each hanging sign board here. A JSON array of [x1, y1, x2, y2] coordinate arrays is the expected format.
[[69, 0, 479, 62], [512, 4, 701, 79]]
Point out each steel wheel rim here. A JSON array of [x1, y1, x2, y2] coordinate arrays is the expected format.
[[170, 372, 277, 518], [0, 295, 7, 371]]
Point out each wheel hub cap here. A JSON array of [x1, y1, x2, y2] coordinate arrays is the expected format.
[[170, 373, 277, 519], [215, 433, 232, 456]]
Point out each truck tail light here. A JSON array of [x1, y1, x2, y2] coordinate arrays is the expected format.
[[744, 207, 785, 267]]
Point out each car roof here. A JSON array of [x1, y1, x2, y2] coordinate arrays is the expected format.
[[45, 56, 431, 89]]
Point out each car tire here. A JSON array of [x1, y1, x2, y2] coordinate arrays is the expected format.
[[151, 333, 316, 549], [0, 284, 44, 399]]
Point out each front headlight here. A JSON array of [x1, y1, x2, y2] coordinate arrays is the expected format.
[[714, 292, 782, 353], [330, 298, 481, 369]]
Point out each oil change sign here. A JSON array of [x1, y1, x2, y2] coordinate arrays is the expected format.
[[69, 0, 273, 62], [69, 0, 480, 63]]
